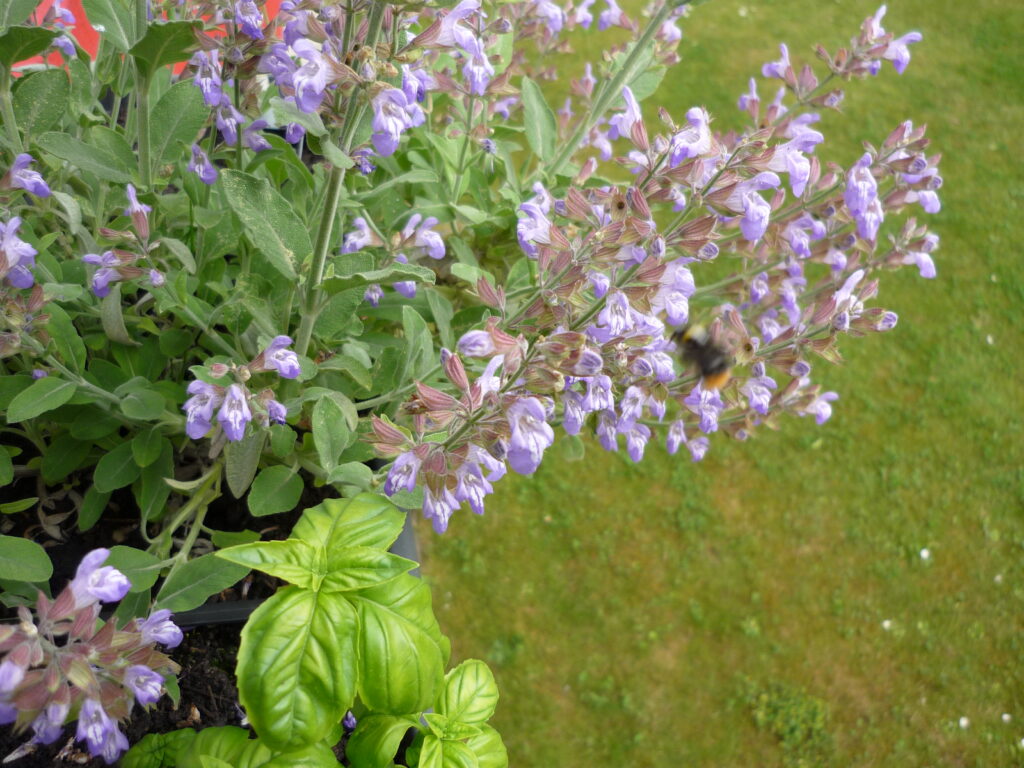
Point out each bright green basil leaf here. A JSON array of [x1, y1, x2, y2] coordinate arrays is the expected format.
[[36, 131, 132, 183], [216, 539, 318, 589], [321, 547, 415, 592], [290, 493, 405, 552], [81, 0, 135, 52], [105, 545, 162, 593], [422, 712, 449, 738], [199, 757, 232, 768], [40, 434, 90, 484], [0, 27, 57, 68], [464, 724, 508, 768], [259, 742, 342, 768], [5, 376, 77, 423], [351, 574, 447, 714], [247, 465, 303, 517], [418, 736, 479, 768], [120, 728, 197, 768], [150, 80, 208, 173], [93, 441, 141, 493], [129, 20, 201, 81], [521, 77, 556, 165], [438, 660, 498, 727], [155, 554, 249, 613], [132, 427, 164, 468], [237, 587, 358, 752], [0, 535, 52, 582], [345, 714, 419, 768], [221, 170, 310, 280], [224, 430, 267, 498], [12, 69, 69, 138], [440, 721, 482, 741], [321, 262, 435, 296], [174, 726, 274, 768]]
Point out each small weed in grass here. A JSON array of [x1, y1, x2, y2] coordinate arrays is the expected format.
[[740, 678, 834, 768]]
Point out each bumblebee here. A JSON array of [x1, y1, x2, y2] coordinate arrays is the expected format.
[[672, 324, 733, 391]]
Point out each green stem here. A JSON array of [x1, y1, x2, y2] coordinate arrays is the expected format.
[[541, 0, 680, 183], [136, 74, 152, 188], [293, 1, 387, 357], [0, 66, 23, 152], [293, 163, 347, 356], [151, 461, 222, 561], [451, 95, 477, 197], [135, 0, 148, 40]]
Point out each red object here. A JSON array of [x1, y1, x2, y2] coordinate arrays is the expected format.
[[15, 0, 283, 70]]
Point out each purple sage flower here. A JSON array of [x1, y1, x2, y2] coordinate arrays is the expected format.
[[1, 217, 37, 289], [76, 699, 128, 764], [234, 0, 263, 38], [453, 27, 494, 95], [607, 87, 642, 141], [363, 284, 384, 306], [243, 120, 272, 152], [598, 0, 627, 30], [669, 108, 711, 166], [371, 88, 421, 157], [182, 380, 223, 440], [7, 154, 51, 198], [291, 39, 330, 113], [423, 485, 459, 533], [218, 384, 252, 441], [458, 330, 496, 358], [803, 391, 839, 425], [574, 0, 596, 27], [620, 422, 651, 462], [402, 214, 445, 260], [190, 51, 223, 107], [138, 609, 183, 648], [262, 336, 301, 379], [188, 144, 218, 185], [384, 451, 422, 496], [69, 549, 131, 609], [454, 461, 493, 515], [762, 43, 791, 79], [124, 665, 163, 706], [684, 384, 724, 434], [267, 398, 287, 424], [506, 398, 555, 475], [30, 701, 69, 745]]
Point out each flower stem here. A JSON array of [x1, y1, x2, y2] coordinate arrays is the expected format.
[[541, 0, 680, 183], [136, 74, 152, 188]]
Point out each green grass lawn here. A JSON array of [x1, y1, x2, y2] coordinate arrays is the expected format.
[[418, 1, 1024, 765]]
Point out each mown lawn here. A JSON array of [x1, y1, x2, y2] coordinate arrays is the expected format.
[[418, 1, 1024, 766]]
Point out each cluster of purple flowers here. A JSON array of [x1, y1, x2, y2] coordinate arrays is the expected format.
[[182, 336, 299, 442], [369, 5, 936, 533], [0, 549, 180, 764], [0, 217, 37, 291], [343, 214, 446, 306], [79, 185, 166, 296]]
